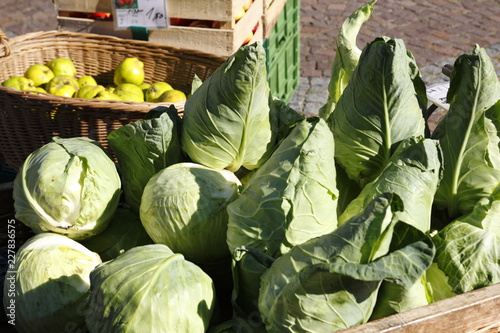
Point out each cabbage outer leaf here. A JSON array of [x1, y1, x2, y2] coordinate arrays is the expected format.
[[227, 117, 338, 258], [339, 136, 442, 233], [231, 246, 275, 319], [258, 193, 434, 332], [429, 184, 500, 300], [319, 0, 376, 120], [328, 37, 427, 188], [182, 42, 277, 172], [80, 207, 153, 262], [272, 97, 304, 143], [432, 45, 500, 218], [339, 136, 443, 318], [86, 244, 215, 333], [107, 106, 182, 212]]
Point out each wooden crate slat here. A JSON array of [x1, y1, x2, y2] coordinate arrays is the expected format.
[[262, 0, 287, 38], [58, 0, 264, 57], [339, 283, 500, 332], [54, 0, 250, 22]]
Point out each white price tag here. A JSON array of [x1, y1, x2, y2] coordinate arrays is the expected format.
[[426, 81, 450, 111], [113, 0, 169, 30]]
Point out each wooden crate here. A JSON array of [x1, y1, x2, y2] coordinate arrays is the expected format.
[[263, 0, 287, 38], [56, 16, 133, 39], [54, 0, 253, 21], [340, 283, 500, 332], [148, 0, 263, 57], [55, 0, 266, 57]]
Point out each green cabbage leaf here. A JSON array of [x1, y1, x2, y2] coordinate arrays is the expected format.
[[272, 98, 304, 143], [80, 206, 153, 262], [258, 193, 435, 332], [319, 0, 377, 120], [328, 37, 427, 188], [339, 136, 442, 232], [226, 117, 338, 258], [182, 42, 277, 172], [428, 184, 500, 301], [107, 105, 182, 212], [337, 137, 441, 318], [231, 246, 275, 319], [432, 45, 500, 219]]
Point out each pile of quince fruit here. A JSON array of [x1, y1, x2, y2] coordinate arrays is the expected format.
[[1, 57, 187, 103]]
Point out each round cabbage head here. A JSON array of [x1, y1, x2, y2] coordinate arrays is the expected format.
[[85, 244, 216, 332], [140, 162, 241, 264], [2, 233, 101, 333], [13, 137, 122, 240]]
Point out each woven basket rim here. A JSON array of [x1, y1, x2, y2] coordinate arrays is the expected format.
[[0, 84, 185, 111], [0, 29, 11, 57]]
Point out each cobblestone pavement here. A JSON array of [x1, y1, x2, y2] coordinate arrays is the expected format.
[[291, 0, 500, 116], [0, 0, 499, 117], [299, 0, 500, 77], [290, 42, 500, 117], [0, 0, 57, 37]]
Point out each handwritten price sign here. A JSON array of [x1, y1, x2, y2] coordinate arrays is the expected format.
[[426, 81, 450, 111], [113, 0, 169, 30]]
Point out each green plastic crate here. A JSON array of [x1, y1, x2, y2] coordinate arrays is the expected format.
[[264, 0, 300, 102]]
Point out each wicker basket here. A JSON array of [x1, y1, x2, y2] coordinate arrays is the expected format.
[[0, 29, 227, 170]]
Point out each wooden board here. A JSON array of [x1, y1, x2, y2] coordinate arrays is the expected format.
[[149, 0, 263, 56], [57, 16, 134, 39], [54, 0, 250, 21], [339, 283, 500, 332], [262, 0, 287, 38], [57, 0, 264, 57]]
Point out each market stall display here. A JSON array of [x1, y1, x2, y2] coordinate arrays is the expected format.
[[0, 29, 226, 170], [54, 0, 290, 57], [1, 0, 500, 332], [55, 0, 301, 103]]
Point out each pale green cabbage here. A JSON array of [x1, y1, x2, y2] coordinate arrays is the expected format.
[[13, 137, 121, 240], [226, 117, 339, 258], [181, 42, 278, 172], [3, 233, 101, 333], [328, 37, 427, 188], [140, 162, 241, 264], [85, 244, 215, 332], [432, 45, 500, 219], [258, 193, 434, 332]]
